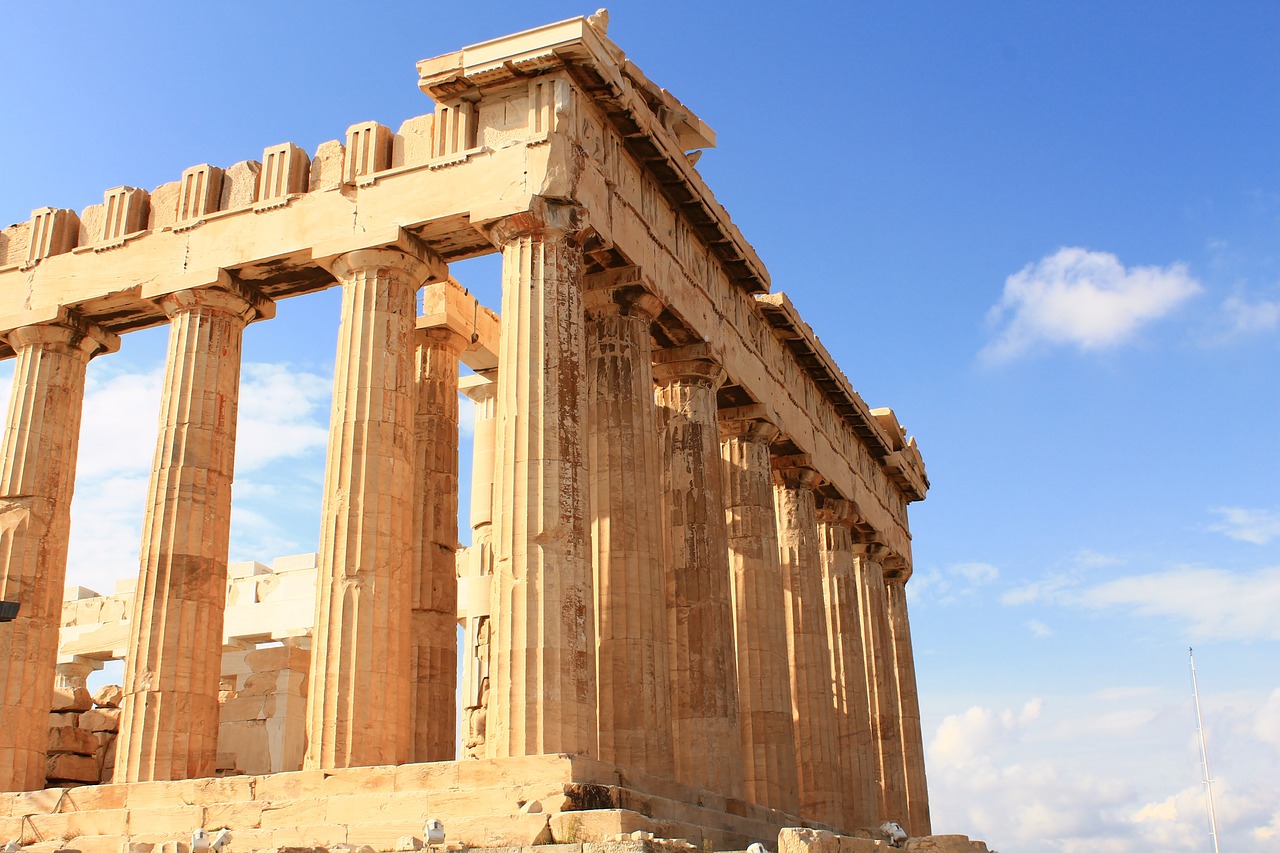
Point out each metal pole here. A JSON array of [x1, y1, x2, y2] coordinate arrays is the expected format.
[[1189, 647, 1222, 853]]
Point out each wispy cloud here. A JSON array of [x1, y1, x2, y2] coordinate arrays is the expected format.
[[1027, 619, 1053, 638], [1210, 506, 1280, 545], [909, 561, 1000, 605], [982, 247, 1201, 363], [1221, 294, 1280, 336]]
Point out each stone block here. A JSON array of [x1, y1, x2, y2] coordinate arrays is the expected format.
[[52, 686, 93, 712], [49, 726, 100, 756], [125, 781, 200, 810], [54, 835, 130, 853], [125, 805, 202, 834], [780, 828, 841, 853], [445, 814, 552, 848], [259, 825, 346, 848], [24, 808, 129, 838], [551, 811, 657, 844], [149, 179, 183, 230], [50, 783, 127, 812], [80, 708, 121, 732], [45, 752, 99, 783], [904, 837, 978, 853], [220, 161, 261, 209], [50, 711, 81, 727], [837, 838, 885, 853], [93, 683, 123, 710], [392, 761, 460, 792], [256, 799, 328, 829]]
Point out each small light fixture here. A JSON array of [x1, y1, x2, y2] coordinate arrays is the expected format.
[[0, 600, 19, 623]]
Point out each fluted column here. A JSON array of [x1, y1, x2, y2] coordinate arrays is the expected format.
[[305, 244, 441, 769], [586, 280, 673, 775], [886, 567, 931, 836], [485, 204, 597, 758], [0, 315, 116, 792], [853, 541, 908, 824], [774, 461, 843, 826], [116, 281, 270, 782], [460, 375, 496, 759], [720, 414, 797, 812], [409, 324, 467, 762], [818, 500, 879, 830], [653, 348, 743, 797]]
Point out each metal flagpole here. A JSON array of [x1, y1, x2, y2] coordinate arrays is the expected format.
[[1189, 647, 1222, 853]]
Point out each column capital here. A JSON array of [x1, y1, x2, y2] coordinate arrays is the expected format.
[[460, 371, 497, 405], [157, 274, 275, 324], [815, 497, 857, 526], [313, 227, 448, 284], [772, 454, 824, 491], [883, 552, 913, 583], [718, 415, 779, 444], [584, 285, 663, 323], [5, 308, 120, 359], [850, 540, 891, 562], [653, 343, 726, 389], [416, 324, 469, 357], [485, 198, 588, 248]]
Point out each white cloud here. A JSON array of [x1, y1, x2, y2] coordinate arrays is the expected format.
[[927, 690, 1280, 852], [1076, 565, 1280, 641], [910, 561, 1000, 606], [1027, 619, 1053, 638], [1210, 506, 1280, 545], [982, 247, 1202, 362], [1222, 295, 1280, 335], [234, 362, 332, 472]]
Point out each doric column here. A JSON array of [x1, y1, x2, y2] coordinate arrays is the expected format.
[[653, 346, 743, 797], [886, 565, 931, 836], [585, 275, 673, 775], [305, 242, 444, 769], [817, 500, 879, 830], [409, 312, 468, 762], [853, 540, 908, 825], [773, 459, 843, 827], [0, 313, 116, 792], [719, 413, 797, 813], [460, 374, 496, 759], [485, 203, 596, 758], [116, 280, 270, 782]]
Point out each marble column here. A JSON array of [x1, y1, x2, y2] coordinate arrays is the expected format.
[[585, 280, 673, 775], [116, 281, 270, 782], [886, 567, 931, 836], [774, 461, 843, 827], [817, 500, 879, 830], [485, 204, 597, 758], [460, 374, 496, 759], [409, 324, 468, 762], [853, 541, 908, 825], [653, 347, 743, 797], [720, 414, 797, 813], [0, 314, 116, 792], [305, 244, 441, 769]]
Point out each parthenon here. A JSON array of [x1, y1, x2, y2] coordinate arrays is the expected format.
[[0, 13, 948, 853]]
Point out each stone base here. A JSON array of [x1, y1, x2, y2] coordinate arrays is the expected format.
[[0, 755, 841, 853]]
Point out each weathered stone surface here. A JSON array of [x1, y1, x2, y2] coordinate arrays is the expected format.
[[80, 708, 121, 733], [45, 752, 99, 783], [47, 726, 99, 756], [92, 685, 123, 708]]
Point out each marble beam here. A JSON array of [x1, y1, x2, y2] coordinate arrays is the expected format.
[[0, 313, 116, 792], [116, 278, 272, 783]]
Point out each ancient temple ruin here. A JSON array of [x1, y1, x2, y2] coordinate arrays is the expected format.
[[0, 14, 952, 853]]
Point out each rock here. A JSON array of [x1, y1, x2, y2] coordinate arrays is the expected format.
[[51, 686, 92, 713], [47, 726, 99, 756], [79, 707, 120, 732], [394, 839, 422, 852], [92, 684, 123, 708], [45, 752, 99, 783]]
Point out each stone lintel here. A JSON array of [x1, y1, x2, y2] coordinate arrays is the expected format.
[[418, 278, 500, 371]]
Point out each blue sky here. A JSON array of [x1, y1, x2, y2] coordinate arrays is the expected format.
[[3, 3, 1277, 851]]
